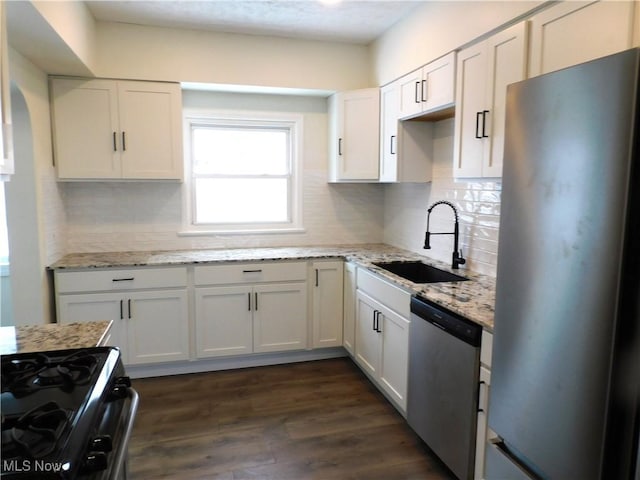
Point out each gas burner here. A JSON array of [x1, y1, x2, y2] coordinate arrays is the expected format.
[[2, 350, 99, 397], [1, 353, 50, 393], [1, 401, 70, 460]]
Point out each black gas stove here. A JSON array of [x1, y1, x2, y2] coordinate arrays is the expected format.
[[1, 347, 138, 480]]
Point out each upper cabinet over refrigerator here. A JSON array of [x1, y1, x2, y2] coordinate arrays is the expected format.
[[529, 0, 636, 77], [453, 22, 528, 179]]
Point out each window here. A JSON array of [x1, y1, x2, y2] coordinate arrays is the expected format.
[[184, 114, 303, 234]]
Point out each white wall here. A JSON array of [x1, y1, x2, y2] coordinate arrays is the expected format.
[[94, 22, 372, 92], [62, 91, 384, 253], [5, 48, 64, 324]]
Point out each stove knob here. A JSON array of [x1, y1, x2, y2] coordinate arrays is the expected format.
[[90, 435, 113, 452], [115, 376, 131, 388], [84, 452, 108, 472]]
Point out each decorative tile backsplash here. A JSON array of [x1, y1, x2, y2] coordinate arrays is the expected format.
[[62, 170, 385, 253], [383, 119, 501, 276], [59, 117, 500, 277]]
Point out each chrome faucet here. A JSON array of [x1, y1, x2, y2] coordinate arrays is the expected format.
[[424, 200, 466, 269]]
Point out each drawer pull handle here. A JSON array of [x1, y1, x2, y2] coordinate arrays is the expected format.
[[242, 269, 262, 273], [112, 277, 134, 282]]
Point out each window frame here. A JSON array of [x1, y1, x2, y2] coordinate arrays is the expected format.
[[181, 110, 304, 236]]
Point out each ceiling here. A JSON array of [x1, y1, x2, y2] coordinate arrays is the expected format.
[[85, 0, 424, 45]]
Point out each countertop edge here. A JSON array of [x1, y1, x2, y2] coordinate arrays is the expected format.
[[49, 245, 496, 331]]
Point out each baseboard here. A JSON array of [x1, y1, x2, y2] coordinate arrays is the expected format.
[[125, 347, 348, 379]]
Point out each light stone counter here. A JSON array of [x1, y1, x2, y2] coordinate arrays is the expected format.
[[0, 320, 113, 355], [49, 244, 496, 330]]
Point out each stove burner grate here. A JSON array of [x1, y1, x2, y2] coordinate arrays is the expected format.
[[1, 350, 99, 397], [1, 401, 71, 460]]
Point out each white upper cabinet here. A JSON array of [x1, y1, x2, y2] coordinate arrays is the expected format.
[[379, 82, 401, 182], [529, 0, 636, 77], [398, 52, 456, 121], [50, 78, 183, 181], [453, 22, 528, 178], [0, 1, 13, 179], [328, 88, 380, 182]]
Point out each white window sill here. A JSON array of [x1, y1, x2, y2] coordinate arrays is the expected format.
[[178, 227, 306, 237]]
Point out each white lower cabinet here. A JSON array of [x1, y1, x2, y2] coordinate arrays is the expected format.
[[355, 289, 410, 413], [311, 261, 344, 348], [194, 262, 308, 359], [342, 262, 357, 355], [475, 330, 493, 480], [55, 267, 189, 365]]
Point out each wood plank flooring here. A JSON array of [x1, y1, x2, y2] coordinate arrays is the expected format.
[[128, 357, 456, 480]]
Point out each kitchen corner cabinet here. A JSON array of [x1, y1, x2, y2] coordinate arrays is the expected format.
[[397, 52, 456, 121], [0, 1, 13, 178], [311, 260, 344, 348], [529, 0, 635, 78], [50, 77, 183, 181], [355, 268, 411, 413], [343, 262, 357, 355], [194, 262, 308, 358], [453, 22, 528, 178], [474, 330, 493, 480], [54, 267, 190, 365], [379, 83, 433, 183], [328, 88, 380, 182]]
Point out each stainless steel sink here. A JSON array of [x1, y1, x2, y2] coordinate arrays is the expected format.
[[373, 261, 469, 284]]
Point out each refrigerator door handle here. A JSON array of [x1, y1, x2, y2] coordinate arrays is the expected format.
[[486, 437, 542, 480]]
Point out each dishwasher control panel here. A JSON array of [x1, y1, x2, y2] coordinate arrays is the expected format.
[[410, 295, 482, 346]]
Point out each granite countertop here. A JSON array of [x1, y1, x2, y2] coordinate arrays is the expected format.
[[0, 320, 113, 355], [50, 244, 496, 330]]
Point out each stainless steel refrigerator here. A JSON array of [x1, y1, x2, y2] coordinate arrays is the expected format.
[[486, 48, 640, 479]]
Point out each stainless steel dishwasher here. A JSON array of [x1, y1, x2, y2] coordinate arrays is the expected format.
[[407, 295, 482, 480]]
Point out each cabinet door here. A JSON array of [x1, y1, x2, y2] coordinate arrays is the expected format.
[[57, 292, 127, 362], [529, 1, 635, 77], [195, 286, 253, 358], [311, 261, 344, 348], [482, 22, 528, 178], [330, 88, 380, 181], [422, 52, 456, 113], [253, 283, 307, 353], [126, 289, 189, 364], [453, 42, 487, 178], [454, 22, 527, 179], [342, 263, 357, 355], [51, 79, 121, 179], [117, 81, 183, 180], [354, 291, 381, 377], [379, 83, 399, 182], [378, 306, 410, 412], [398, 68, 423, 120], [474, 365, 491, 480]]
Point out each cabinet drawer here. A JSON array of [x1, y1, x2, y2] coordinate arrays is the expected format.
[[55, 267, 188, 293], [356, 267, 410, 318], [194, 261, 307, 286]]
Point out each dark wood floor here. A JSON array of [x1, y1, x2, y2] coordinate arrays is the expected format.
[[128, 357, 456, 480]]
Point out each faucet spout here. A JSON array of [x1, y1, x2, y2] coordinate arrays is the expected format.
[[424, 200, 466, 269]]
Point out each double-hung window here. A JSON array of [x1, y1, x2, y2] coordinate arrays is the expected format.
[[185, 114, 302, 233]]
